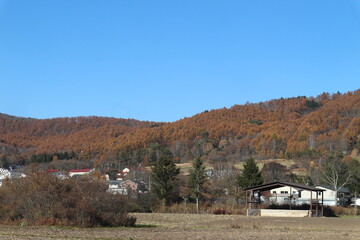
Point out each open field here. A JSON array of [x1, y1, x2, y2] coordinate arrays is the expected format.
[[0, 213, 360, 240], [179, 158, 301, 175], [234, 158, 297, 170]]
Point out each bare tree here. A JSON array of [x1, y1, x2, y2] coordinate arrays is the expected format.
[[308, 133, 316, 150], [321, 156, 352, 204]]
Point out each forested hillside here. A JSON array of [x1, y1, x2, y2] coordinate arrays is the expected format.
[[1, 90, 360, 169]]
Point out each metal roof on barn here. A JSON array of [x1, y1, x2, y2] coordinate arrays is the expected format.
[[244, 181, 325, 192]]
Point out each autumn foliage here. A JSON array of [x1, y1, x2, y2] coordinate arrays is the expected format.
[[0, 90, 360, 166]]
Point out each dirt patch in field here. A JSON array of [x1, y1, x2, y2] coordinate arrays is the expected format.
[[0, 213, 359, 239]]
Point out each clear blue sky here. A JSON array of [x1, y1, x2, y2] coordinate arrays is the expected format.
[[1, 0, 359, 122]]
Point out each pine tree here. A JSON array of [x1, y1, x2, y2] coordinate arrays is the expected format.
[[151, 152, 180, 206], [0, 156, 10, 170], [237, 157, 263, 189], [348, 160, 360, 215], [188, 157, 206, 213]]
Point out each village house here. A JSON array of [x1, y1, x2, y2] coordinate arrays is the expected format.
[[107, 180, 127, 194], [297, 185, 350, 206], [0, 168, 26, 184], [107, 179, 148, 196], [269, 184, 351, 206], [68, 168, 94, 177], [103, 167, 132, 181], [48, 169, 68, 179], [0, 168, 27, 187], [352, 198, 360, 206], [114, 166, 150, 181]]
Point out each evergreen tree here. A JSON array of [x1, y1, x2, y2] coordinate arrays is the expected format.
[[237, 157, 263, 189], [0, 156, 10, 170], [188, 157, 206, 213], [151, 152, 180, 206], [348, 160, 360, 215], [305, 176, 314, 186]]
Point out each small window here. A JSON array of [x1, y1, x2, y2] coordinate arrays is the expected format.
[[293, 191, 297, 194], [273, 191, 277, 193], [280, 191, 285, 194], [285, 191, 289, 194], [318, 192, 322, 196]]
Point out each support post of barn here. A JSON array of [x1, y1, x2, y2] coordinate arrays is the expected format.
[[245, 190, 248, 216], [290, 187, 292, 210], [310, 191, 313, 217], [321, 192, 324, 217], [251, 190, 254, 209], [316, 191, 319, 217]]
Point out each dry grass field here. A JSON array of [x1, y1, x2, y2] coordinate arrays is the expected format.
[[0, 213, 359, 240]]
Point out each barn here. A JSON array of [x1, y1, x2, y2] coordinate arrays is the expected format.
[[244, 182, 325, 217]]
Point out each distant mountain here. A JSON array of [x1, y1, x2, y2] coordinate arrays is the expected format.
[[1, 89, 359, 167]]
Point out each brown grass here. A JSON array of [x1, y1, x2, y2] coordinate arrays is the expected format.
[[0, 213, 360, 239], [155, 203, 247, 215]]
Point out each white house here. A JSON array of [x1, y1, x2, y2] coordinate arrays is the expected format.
[[116, 168, 131, 180], [0, 168, 10, 179], [0, 168, 26, 183], [68, 168, 94, 177], [48, 169, 67, 179], [352, 198, 360, 206], [107, 180, 148, 196], [298, 185, 350, 206], [107, 180, 128, 195], [269, 184, 350, 206], [269, 186, 299, 205]]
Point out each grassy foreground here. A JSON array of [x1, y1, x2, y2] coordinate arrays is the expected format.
[[0, 213, 360, 240]]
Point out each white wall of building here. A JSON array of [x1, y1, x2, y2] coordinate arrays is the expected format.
[[298, 186, 337, 206], [269, 185, 337, 206], [269, 186, 299, 204]]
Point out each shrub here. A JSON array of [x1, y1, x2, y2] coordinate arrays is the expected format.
[[213, 209, 226, 215], [0, 174, 136, 227], [133, 192, 160, 213], [330, 206, 359, 216]]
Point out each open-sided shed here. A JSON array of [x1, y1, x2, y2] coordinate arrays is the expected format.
[[244, 182, 325, 217]]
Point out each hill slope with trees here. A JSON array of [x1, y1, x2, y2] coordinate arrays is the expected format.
[[1, 89, 360, 168]]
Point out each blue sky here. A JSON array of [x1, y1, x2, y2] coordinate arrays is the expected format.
[[1, 0, 359, 122]]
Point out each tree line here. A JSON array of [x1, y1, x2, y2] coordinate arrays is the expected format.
[[150, 154, 360, 212]]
